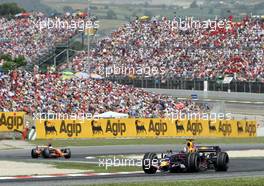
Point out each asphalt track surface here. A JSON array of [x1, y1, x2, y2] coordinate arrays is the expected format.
[[0, 159, 264, 186], [144, 89, 264, 103], [1, 144, 264, 185], [1, 169, 264, 186], [145, 88, 264, 116], [2, 144, 264, 160], [219, 102, 264, 116]]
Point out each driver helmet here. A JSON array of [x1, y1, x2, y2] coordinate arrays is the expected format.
[[186, 140, 196, 153]]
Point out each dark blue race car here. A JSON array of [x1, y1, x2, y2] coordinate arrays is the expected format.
[[142, 139, 229, 174]]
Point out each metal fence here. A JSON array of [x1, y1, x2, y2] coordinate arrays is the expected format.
[[106, 77, 264, 93]]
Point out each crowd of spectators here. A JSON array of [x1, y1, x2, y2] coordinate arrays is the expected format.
[[61, 16, 264, 82], [0, 70, 209, 117], [1, 15, 262, 116], [0, 13, 85, 64]]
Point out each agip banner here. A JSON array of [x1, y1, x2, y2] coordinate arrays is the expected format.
[[36, 118, 257, 139], [0, 112, 25, 132], [36, 119, 131, 139]]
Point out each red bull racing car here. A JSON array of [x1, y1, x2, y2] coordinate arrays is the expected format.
[[142, 139, 229, 174], [31, 144, 71, 159]]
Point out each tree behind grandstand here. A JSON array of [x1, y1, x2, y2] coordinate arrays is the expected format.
[[0, 3, 25, 17], [0, 54, 27, 72]]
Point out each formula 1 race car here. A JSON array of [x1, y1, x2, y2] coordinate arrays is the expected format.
[[31, 145, 71, 159], [142, 139, 229, 174]]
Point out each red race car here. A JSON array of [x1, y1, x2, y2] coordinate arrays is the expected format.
[[31, 144, 71, 159]]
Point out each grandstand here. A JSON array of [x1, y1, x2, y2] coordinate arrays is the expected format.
[[0, 2, 263, 116], [61, 16, 264, 92]]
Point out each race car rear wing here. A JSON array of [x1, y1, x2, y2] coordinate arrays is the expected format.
[[36, 145, 49, 148], [196, 146, 221, 153]]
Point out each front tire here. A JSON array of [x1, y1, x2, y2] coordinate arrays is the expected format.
[[187, 153, 200, 172], [42, 148, 51, 158], [64, 148, 71, 159], [215, 152, 229, 171], [31, 149, 38, 158], [142, 152, 158, 174]]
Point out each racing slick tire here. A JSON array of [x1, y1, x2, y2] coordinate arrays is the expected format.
[[64, 148, 71, 159], [215, 152, 229, 171], [142, 152, 158, 174], [31, 149, 38, 159], [42, 148, 51, 158], [187, 152, 200, 172]]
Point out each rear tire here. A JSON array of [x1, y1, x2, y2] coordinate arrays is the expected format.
[[64, 148, 71, 159], [215, 152, 229, 171], [187, 153, 200, 172], [42, 148, 51, 158], [31, 149, 38, 158], [142, 152, 158, 174]]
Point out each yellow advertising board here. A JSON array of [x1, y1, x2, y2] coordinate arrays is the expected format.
[[0, 112, 25, 132], [85, 28, 97, 36], [35, 118, 257, 139]]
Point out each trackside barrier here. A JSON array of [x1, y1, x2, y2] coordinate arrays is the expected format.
[[0, 112, 25, 132], [35, 119, 257, 139], [28, 126, 37, 140], [257, 122, 264, 137]]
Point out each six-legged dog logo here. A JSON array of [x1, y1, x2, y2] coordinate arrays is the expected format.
[[44, 120, 57, 136], [208, 120, 217, 133], [135, 120, 147, 134], [175, 119, 185, 133], [91, 120, 104, 135]]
